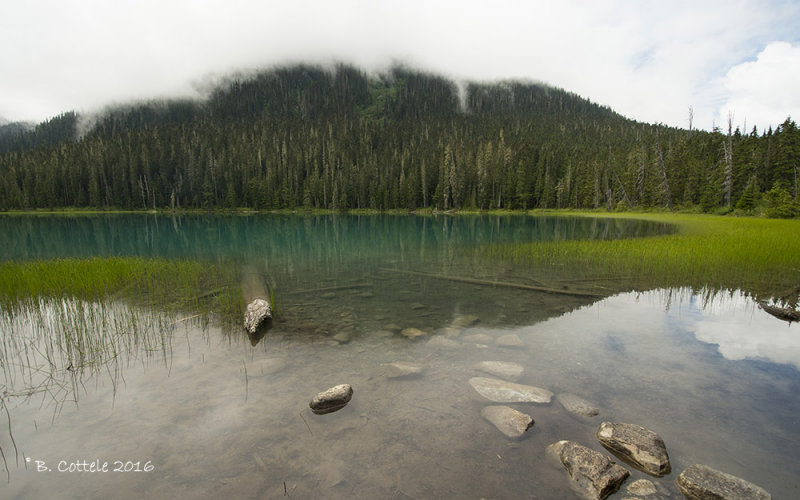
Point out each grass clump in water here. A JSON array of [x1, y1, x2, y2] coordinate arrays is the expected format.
[[0, 256, 241, 318], [491, 213, 800, 303]]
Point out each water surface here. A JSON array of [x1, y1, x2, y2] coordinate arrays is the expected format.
[[1, 215, 798, 499]]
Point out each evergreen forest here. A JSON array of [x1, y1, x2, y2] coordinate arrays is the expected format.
[[0, 63, 798, 216]]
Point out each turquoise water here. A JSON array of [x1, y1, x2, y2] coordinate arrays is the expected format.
[[1, 215, 798, 499]]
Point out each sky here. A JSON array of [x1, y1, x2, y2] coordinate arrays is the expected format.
[[1, 0, 799, 132]]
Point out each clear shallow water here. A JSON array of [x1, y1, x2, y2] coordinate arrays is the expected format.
[[1, 215, 799, 499]]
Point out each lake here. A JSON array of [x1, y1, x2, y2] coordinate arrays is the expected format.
[[1, 214, 798, 499]]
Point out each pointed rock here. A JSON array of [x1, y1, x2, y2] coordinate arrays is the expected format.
[[481, 405, 534, 439], [557, 393, 600, 417], [676, 464, 771, 500], [474, 361, 524, 382], [244, 298, 272, 334], [596, 422, 671, 477], [548, 440, 630, 500], [468, 377, 552, 404]]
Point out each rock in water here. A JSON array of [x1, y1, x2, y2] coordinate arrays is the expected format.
[[450, 314, 479, 329], [426, 336, 460, 349], [400, 327, 427, 340], [384, 362, 425, 379], [676, 464, 771, 500], [481, 406, 534, 439], [309, 384, 353, 415], [495, 333, 525, 348], [244, 298, 272, 334], [626, 479, 657, 496], [557, 393, 600, 417], [548, 440, 630, 500], [474, 361, 525, 382], [462, 333, 494, 344], [596, 422, 671, 477], [468, 377, 553, 404]]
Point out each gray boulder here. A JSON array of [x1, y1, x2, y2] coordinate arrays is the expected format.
[[480, 405, 534, 439], [469, 377, 553, 404], [309, 384, 353, 415], [548, 440, 630, 500], [596, 421, 671, 477], [676, 464, 771, 500]]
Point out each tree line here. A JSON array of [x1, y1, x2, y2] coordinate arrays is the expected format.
[[0, 63, 798, 217]]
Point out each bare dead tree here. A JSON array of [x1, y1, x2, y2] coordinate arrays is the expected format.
[[655, 130, 674, 211], [722, 111, 734, 208], [612, 170, 632, 208]]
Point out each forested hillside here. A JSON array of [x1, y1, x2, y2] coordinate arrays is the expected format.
[[0, 63, 798, 216]]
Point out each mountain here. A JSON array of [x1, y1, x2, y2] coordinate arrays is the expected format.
[[0, 63, 797, 215]]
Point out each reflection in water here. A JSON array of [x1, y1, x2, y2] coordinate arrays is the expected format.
[[0, 213, 672, 262], [2, 216, 798, 498], [672, 290, 800, 368], [2, 288, 799, 499]]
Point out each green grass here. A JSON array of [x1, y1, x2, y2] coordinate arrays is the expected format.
[[491, 212, 800, 302], [0, 256, 241, 318]]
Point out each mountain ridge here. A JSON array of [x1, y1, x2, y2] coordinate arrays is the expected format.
[[0, 63, 797, 215]]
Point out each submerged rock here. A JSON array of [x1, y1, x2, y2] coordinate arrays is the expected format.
[[481, 405, 534, 439], [332, 332, 351, 344], [596, 422, 671, 477], [495, 333, 525, 348], [626, 478, 657, 496], [384, 362, 425, 379], [451, 314, 480, 329], [400, 327, 427, 340], [243, 298, 272, 334], [468, 377, 553, 404], [463, 333, 494, 344], [548, 440, 630, 500], [383, 324, 402, 333], [676, 464, 771, 500], [474, 361, 524, 382], [309, 384, 354, 415], [426, 336, 460, 349], [439, 327, 462, 338], [557, 393, 600, 417]]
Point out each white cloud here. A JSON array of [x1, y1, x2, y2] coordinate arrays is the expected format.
[[718, 42, 800, 132], [1, 1, 799, 130]]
